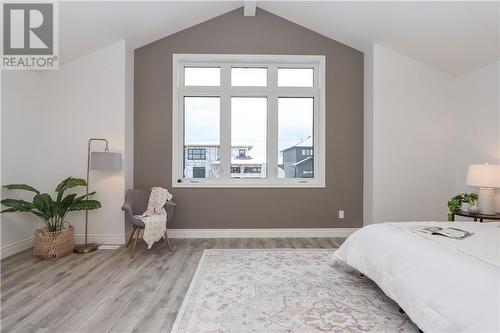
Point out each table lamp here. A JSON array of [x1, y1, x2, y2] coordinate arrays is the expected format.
[[466, 163, 500, 215], [74, 138, 122, 254]]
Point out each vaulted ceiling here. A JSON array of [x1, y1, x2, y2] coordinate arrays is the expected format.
[[59, 1, 499, 76]]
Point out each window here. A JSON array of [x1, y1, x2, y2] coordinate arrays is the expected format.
[[192, 167, 206, 178], [172, 54, 325, 187], [187, 148, 206, 160], [244, 166, 261, 174], [279, 98, 314, 179], [184, 67, 220, 86], [231, 67, 267, 86], [231, 97, 267, 179], [278, 68, 313, 87], [183, 97, 220, 179], [302, 149, 313, 156]]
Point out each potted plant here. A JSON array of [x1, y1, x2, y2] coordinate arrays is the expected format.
[[462, 193, 478, 212], [462, 193, 479, 206], [447, 196, 462, 221], [455, 193, 470, 212], [1, 177, 101, 259], [447, 192, 479, 221]]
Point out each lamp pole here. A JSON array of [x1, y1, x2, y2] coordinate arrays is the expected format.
[[74, 138, 109, 254]]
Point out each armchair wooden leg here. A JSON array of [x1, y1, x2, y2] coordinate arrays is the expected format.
[[164, 230, 172, 252], [131, 228, 140, 258], [126, 226, 137, 248]]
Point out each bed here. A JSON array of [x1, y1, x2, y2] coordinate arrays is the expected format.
[[335, 221, 500, 333]]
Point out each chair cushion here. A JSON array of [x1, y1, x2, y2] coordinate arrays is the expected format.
[[132, 214, 172, 228], [132, 217, 146, 228]]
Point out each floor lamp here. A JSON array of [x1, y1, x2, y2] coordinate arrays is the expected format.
[[74, 138, 122, 254]]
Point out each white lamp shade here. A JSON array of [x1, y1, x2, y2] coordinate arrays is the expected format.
[[466, 164, 500, 188], [90, 152, 122, 171]]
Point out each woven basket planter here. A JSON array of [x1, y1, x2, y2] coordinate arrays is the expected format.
[[33, 226, 74, 259]]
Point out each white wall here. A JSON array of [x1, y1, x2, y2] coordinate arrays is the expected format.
[[363, 47, 374, 225], [366, 44, 456, 224], [124, 45, 134, 233], [1, 71, 44, 257], [451, 61, 500, 194], [1, 41, 134, 257], [39, 41, 131, 244], [365, 44, 500, 225]]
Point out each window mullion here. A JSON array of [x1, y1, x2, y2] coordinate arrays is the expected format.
[[220, 64, 231, 180], [267, 64, 279, 180], [268, 94, 278, 180], [175, 93, 184, 182]]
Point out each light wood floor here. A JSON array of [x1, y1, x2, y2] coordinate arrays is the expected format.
[[1, 237, 344, 333]]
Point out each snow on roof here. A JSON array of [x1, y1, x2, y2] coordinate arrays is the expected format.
[[281, 136, 313, 152], [292, 156, 313, 167]]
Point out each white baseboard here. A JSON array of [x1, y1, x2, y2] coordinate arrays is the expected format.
[[74, 234, 126, 245], [1, 229, 355, 259], [168, 228, 358, 239], [1, 234, 126, 260], [1, 238, 33, 259], [98, 244, 121, 250]]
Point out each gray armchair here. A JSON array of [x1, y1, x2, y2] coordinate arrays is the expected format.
[[122, 189, 176, 258]]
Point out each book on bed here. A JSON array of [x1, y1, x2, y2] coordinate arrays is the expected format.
[[409, 226, 474, 240]]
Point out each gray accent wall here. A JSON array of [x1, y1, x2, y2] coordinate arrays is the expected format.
[[134, 7, 364, 229]]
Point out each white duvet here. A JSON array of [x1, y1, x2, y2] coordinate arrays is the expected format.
[[335, 222, 500, 333]]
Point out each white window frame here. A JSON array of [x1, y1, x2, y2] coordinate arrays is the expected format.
[[172, 54, 326, 188]]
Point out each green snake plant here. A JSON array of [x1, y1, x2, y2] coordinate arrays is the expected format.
[[1, 177, 101, 232]]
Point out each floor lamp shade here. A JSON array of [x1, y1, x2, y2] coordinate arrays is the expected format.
[[90, 152, 122, 171], [466, 163, 500, 215]]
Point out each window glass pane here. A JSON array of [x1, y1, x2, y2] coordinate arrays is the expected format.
[[278, 68, 313, 87], [184, 97, 220, 179], [231, 97, 267, 178], [184, 67, 220, 86], [231, 67, 267, 86], [278, 98, 314, 178], [187, 148, 206, 160]]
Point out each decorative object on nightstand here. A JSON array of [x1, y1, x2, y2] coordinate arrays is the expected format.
[[1, 177, 101, 259], [74, 138, 122, 254], [466, 163, 500, 215], [461, 193, 478, 212], [468, 205, 479, 214]]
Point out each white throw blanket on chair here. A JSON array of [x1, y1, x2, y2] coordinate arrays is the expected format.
[[134, 187, 173, 249]]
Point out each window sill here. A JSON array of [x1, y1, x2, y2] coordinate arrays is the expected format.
[[172, 180, 325, 188]]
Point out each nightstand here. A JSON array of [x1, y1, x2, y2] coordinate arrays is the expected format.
[[451, 211, 500, 222]]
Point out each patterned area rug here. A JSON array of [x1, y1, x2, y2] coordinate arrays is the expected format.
[[171, 249, 419, 333]]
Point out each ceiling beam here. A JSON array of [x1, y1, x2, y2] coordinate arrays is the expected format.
[[244, 0, 256, 16]]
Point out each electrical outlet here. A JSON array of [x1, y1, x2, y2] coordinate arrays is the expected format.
[[338, 210, 344, 219]]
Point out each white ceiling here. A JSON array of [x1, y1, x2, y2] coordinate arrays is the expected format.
[[59, 1, 241, 63], [59, 1, 499, 76], [260, 1, 500, 76]]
